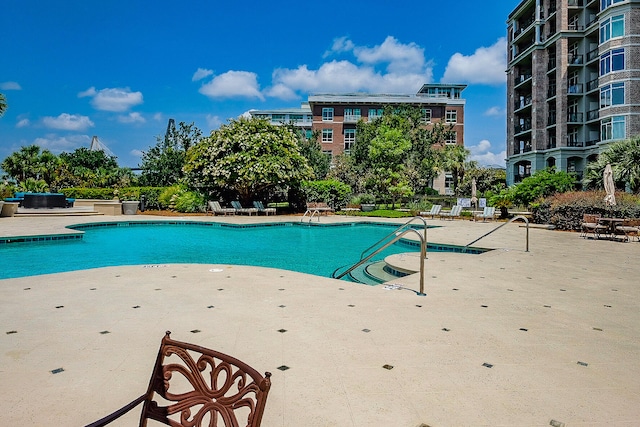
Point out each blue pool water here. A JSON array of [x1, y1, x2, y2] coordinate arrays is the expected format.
[[0, 221, 428, 280]]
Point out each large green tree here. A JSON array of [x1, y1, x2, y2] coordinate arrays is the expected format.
[[1, 145, 59, 185], [584, 136, 640, 193], [53, 147, 134, 189], [184, 117, 313, 201], [437, 144, 471, 196], [139, 121, 203, 186], [0, 92, 7, 117], [295, 129, 330, 180]]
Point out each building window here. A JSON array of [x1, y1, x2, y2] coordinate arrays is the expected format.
[[601, 116, 626, 141], [600, 48, 624, 75], [444, 173, 454, 195], [271, 114, 285, 123], [344, 129, 356, 152], [600, 14, 624, 43], [601, 0, 625, 11], [421, 109, 432, 123], [344, 108, 361, 122], [322, 108, 334, 122], [368, 108, 383, 121], [445, 110, 457, 123], [445, 131, 457, 145], [322, 150, 333, 163], [322, 129, 333, 143], [600, 82, 625, 107], [290, 114, 303, 123], [305, 129, 313, 139]]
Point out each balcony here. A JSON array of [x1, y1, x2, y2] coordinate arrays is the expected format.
[[568, 54, 583, 65], [515, 96, 533, 110], [567, 137, 584, 147], [548, 112, 557, 126], [567, 112, 584, 123], [515, 72, 532, 85], [568, 84, 583, 94], [586, 14, 598, 29], [587, 109, 599, 121], [586, 137, 600, 146], [343, 115, 361, 123], [547, 137, 557, 149], [567, 0, 583, 6], [587, 47, 599, 63], [548, 1, 557, 15], [586, 78, 599, 92], [548, 57, 557, 71], [567, 23, 584, 31], [515, 121, 532, 134], [547, 85, 557, 98]]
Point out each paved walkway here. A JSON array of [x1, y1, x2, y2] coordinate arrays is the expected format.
[[0, 214, 639, 426]]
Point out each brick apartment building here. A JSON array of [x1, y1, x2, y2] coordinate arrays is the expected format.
[[251, 84, 467, 195], [506, 0, 640, 185]]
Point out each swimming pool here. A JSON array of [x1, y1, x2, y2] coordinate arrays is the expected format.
[[0, 220, 482, 280]]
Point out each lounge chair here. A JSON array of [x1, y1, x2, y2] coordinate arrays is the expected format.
[[475, 206, 496, 222], [253, 201, 276, 215], [208, 201, 236, 216], [231, 200, 259, 215], [439, 205, 462, 220], [85, 331, 271, 427], [580, 213, 608, 239], [615, 218, 640, 242], [419, 204, 441, 219]]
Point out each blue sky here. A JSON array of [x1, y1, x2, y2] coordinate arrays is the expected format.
[[1, 1, 516, 169]]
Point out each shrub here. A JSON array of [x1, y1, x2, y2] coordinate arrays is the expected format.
[[531, 191, 640, 230], [301, 179, 352, 209], [173, 191, 206, 213], [511, 168, 577, 207]]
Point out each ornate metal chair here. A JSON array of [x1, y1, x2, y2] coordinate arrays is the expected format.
[[85, 331, 272, 427]]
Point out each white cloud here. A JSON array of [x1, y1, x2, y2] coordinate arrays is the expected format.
[[79, 87, 143, 112], [117, 112, 145, 124], [205, 114, 223, 130], [42, 113, 94, 131], [323, 36, 355, 57], [33, 134, 91, 153], [484, 106, 505, 117], [441, 38, 507, 85], [467, 139, 506, 167], [16, 118, 30, 128], [0, 81, 22, 90], [199, 71, 265, 100], [192, 68, 214, 81], [153, 113, 163, 121], [130, 149, 144, 158], [354, 36, 425, 74]]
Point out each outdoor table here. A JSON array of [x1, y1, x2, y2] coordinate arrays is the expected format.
[[597, 217, 624, 240]]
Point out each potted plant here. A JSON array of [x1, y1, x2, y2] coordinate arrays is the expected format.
[[359, 194, 376, 212], [118, 190, 140, 215], [489, 189, 513, 219]]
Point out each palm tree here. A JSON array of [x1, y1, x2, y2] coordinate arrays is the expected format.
[[585, 137, 640, 193], [439, 144, 470, 195]]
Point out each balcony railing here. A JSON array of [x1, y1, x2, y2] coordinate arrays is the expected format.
[[515, 73, 532, 84], [515, 122, 532, 134], [547, 138, 557, 149], [567, 112, 584, 123], [547, 85, 557, 98], [568, 0, 582, 6], [568, 23, 584, 31], [586, 78, 599, 92], [343, 115, 361, 123], [515, 97, 533, 110], [587, 110, 599, 121], [568, 54, 583, 65], [586, 137, 600, 146], [567, 137, 584, 147], [548, 112, 557, 125], [548, 57, 557, 71], [586, 14, 598, 28], [587, 48, 599, 62], [568, 84, 583, 94]]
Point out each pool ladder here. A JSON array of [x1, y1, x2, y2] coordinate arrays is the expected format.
[[332, 216, 428, 296]]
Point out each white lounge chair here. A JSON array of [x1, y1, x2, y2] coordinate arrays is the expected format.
[[207, 201, 236, 216], [253, 201, 276, 215], [475, 206, 496, 222], [419, 204, 441, 219], [231, 200, 258, 215], [439, 205, 462, 220]]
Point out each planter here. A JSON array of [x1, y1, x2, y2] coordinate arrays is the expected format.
[[122, 200, 140, 215], [361, 203, 376, 212]]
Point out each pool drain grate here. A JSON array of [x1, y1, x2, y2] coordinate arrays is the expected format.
[[277, 365, 290, 371], [278, 329, 287, 333], [51, 368, 64, 374], [382, 364, 394, 370], [482, 363, 493, 368]]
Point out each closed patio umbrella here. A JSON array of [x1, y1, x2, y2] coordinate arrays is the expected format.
[[471, 178, 478, 207], [604, 163, 616, 207]]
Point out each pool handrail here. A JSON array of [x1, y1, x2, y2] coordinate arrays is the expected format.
[[463, 215, 530, 252], [360, 216, 428, 260]]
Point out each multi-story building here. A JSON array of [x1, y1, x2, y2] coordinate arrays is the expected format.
[[249, 103, 314, 138], [251, 84, 466, 194], [506, 0, 640, 185]]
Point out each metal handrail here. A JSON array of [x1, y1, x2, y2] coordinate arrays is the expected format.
[[463, 215, 530, 252], [300, 209, 320, 222], [361, 216, 427, 260], [333, 228, 426, 296]]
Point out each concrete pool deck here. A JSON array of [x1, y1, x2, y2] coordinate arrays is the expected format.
[[0, 214, 639, 426]]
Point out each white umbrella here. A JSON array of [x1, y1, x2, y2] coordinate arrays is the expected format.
[[604, 163, 616, 206], [471, 178, 478, 206]]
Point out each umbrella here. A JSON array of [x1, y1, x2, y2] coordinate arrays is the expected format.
[[604, 163, 616, 207], [471, 178, 478, 207]]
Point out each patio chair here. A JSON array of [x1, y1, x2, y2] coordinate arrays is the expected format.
[[615, 218, 640, 242], [580, 213, 608, 239], [419, 204, 441, 219], [85, 331, 272, 427], [253, 201, 276, 215], [439, 205, 462, 220], [231, 200, 259, 215], [208, 201, 236, 216], [475, 206, 496, 222]]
